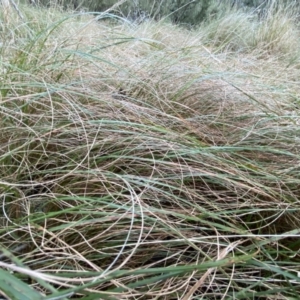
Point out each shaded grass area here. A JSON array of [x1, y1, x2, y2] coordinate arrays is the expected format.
[[0, 1, 300, 299]]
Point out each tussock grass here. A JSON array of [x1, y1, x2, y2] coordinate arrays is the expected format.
[[0, 1, 300, 299], [200, 0, 300, 61]]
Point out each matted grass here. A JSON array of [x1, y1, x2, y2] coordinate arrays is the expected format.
[[0, 1, 300, 299]]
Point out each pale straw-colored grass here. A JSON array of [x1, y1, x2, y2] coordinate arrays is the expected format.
[[0, 1, 300, 299]]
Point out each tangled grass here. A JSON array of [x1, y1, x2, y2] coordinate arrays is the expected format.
[[0, 1, 300, 299]]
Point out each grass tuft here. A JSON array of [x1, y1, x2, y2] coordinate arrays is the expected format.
[[0, 1, 300, 299]]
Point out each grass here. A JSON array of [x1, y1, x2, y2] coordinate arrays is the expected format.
[[0, 1, 300, 299]]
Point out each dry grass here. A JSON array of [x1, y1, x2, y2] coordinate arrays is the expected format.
[[0, 1, 300, 299]]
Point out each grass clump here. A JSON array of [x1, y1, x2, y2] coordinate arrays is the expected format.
[[200, 0, 300, 60], [0, 1, 300, 299]]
